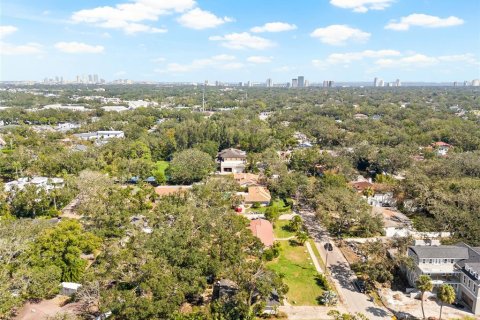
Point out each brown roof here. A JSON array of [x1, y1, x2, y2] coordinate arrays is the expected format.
[[432, 141, 452, 148], [349, 181, 373, 192], [233, 173, 260, 186], [244, 186, 271, 203], [154, 185, 191, 197], [249, 219, 274, 247]]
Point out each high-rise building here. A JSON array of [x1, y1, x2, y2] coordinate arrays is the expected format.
[[297, 76, 305, 88], [374, 77, 379, 87], [378, 79, 384, 87], [88, 74, 93, 83], [94, 74, 99, 83], [453, 82, 458, 87], [266, 78, 273, 88], [464, 81, 469, 86], [291, 78, 298, 88], [323, 80, 334, 87], [395, 79, 401, 87], [472, 79, 480, 86]]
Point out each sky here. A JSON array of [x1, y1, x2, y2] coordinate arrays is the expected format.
[[0, 0, 479, 83]]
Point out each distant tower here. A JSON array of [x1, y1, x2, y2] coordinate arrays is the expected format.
[[396, 79, 401, 87], [453, 81, 458, 87], [291, 78, 298, 88], [472, 79, 480, 86], [378, 79, 384, 87], [297, 76, 305, 88], [88, 74, 93, 83], [94, 74, 99, 83], [266, 78, 273, 88], [464, 81, 469, 86], [374, 77, 379, 87]]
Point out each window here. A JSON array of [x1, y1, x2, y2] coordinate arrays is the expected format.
[[429, 259, 433, 264], [443, 259, 447, 263]]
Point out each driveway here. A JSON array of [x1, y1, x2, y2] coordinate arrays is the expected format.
[[297, 209, 392, 320]]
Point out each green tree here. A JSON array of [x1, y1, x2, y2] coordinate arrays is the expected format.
[[437, 284, 455, 320], [296, 231, 309, 246], [416, 275, 433, 320], [28, 220, 101, 282], [168, 149, 215, 184], [289, 215, 303, 232]]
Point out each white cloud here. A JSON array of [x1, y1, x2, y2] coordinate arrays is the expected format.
[[0, 42, 42, 55], [155, 54, 238, 73], [330, 0, 394, 13], [323, 49, 400, 65], [374, 53, 479, 69], [0, 25, 18, 39], [54, 41, 104, 53], [385, 14, 464, 31], [151, 57, 166, 63], [273, 65, 295, 72], [177, 8, 232, 30], [0, 26, 43, 55], [71, 0, 196, 34], [209, 32, 275, 50], [310, 25, 370, 45], [247, 56, 273, 63], [251, 22, 297, 33]]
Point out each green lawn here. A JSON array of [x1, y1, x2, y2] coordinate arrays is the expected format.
[[273, 220, 295, 239], [250, 198, 292, 214], [267, 241, 324, 305]]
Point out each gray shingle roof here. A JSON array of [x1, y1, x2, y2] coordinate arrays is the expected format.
[[409, 246, 469, 259], [217, 148, 246, 159]]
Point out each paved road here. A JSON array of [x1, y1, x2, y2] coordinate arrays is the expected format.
[[298, 209, 392, 320]]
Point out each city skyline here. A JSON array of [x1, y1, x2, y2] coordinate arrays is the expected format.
[[1, 0, 479, 82]]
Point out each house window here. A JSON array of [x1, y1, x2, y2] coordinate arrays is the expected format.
[[450, 259, 454, 263], [429, 259, 433, 264], [443, 259, 447, 263]]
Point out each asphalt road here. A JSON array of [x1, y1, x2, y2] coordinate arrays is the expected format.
[[298, 209, 392, 320]]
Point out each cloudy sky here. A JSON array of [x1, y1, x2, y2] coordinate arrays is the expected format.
[[1, 0, 479, 82]]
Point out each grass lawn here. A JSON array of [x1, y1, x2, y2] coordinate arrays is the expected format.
[[308, 239, 326, 272], [273, 220, 295, 239], [250, 198, 292, 214], [267, 241, 324, 305]]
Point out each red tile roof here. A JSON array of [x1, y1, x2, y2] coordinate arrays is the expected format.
[[154, 185, 191, 197], [249, 219, 274, 247]]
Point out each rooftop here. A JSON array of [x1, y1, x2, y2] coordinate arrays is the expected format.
[[243, 186, 271, 203], [249, 219, 274, 247], [409, 246, 469, 259], [218, 148, 247, 159], [154, 185, 192, 197]]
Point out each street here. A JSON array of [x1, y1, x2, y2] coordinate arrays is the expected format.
[[297, 209, 392, 320]]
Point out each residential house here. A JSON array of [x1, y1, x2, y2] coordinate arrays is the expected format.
[[213, 279, 238, 300], [406, 243, 480, 315], [241, 186, 271, 206], [4, 176, 64, 193], [374, 207, 413, 237], [217, 148, 247, 174], [154, 185, 192, 197], [233, 173, 260, 187], [249, 219, 274, 247], [354, 113, 369, 120], [431, 141, 453, 156], [349, 181, 396, 207], [74, 131, 125, 141], [101, 106, 129, 112]]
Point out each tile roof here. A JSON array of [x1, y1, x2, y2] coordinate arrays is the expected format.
[[154, 185, 191, 197], [249, 219, 274, 247], [244, 186, 271, 203], [233, 173, 260, 186]]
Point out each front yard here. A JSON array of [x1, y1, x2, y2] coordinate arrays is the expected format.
[[273, 220, 295, 239], [267, 240, 324, 305]]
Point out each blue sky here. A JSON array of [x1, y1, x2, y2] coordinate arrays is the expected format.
[[1, 0, 479, 82]]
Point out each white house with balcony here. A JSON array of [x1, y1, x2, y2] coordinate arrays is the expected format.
[[406, 243, 480, 315], [217, 148, 247, 174]]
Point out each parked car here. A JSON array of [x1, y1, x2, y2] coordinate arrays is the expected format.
[[353, 279, 366, 293], [452, 302, 465, 309]]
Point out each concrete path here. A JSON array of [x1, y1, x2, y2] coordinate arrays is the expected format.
[[306, 241, 323, 274], [279, 305, 348, 320]]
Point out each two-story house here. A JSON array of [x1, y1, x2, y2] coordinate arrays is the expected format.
[[406, 243, 480, 315], [217, 148, 247, 174]]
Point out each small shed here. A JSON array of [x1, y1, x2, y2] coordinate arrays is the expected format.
[[60, 282, 82, 296]]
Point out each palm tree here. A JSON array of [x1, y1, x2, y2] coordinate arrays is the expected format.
[[416, 275, 433, 320], [296, 231, 309, 245], [437, 284, 455, 320]]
